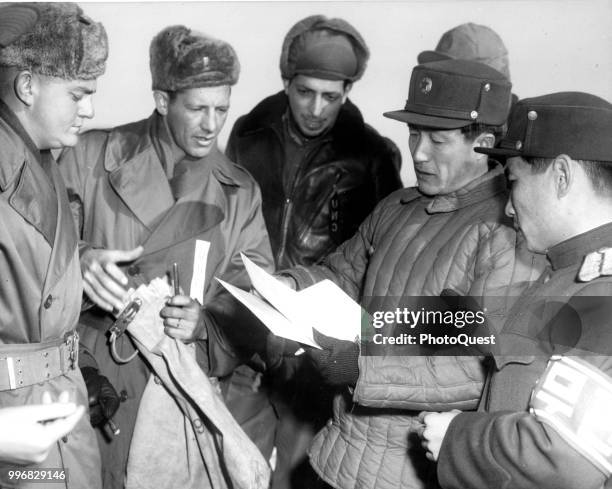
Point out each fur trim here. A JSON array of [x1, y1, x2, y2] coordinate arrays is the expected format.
[[0, 3, 107, 80], [149, 25, 239, 91], [280, 15, 369, 82], [0, 4, 39, 48]]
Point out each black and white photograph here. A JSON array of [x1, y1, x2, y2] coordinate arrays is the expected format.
[[0, 1, 611, 488]]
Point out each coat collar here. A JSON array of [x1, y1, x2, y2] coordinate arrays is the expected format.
[[404, 164, 507, 214], [0, 100, 77, 294], [233, 90, 365, 143], [547, 221, 612, 271], [0, 99, 41, 191], [103, 112, 243, 231], [0, 100, 58, 246]]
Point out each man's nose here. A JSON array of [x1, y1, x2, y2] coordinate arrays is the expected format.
[[201, 110, 216, 133], [79, 97, 95, 120], [410, 136, 429, 163], [310, 95, 324, 117], [505, 197, 516, 218]]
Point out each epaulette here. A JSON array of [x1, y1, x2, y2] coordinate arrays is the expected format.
[[577, 247, 612, 282]]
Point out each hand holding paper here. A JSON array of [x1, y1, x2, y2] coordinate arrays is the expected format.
[[217, 254, 363, 349]]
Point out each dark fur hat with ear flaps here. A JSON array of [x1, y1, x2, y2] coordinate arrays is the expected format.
[[0, 2, 108, 80], [150, 25, 240, 92], [280, 15, 369, 82]]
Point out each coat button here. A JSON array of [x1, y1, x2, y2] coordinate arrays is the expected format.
[[43, 295, 53, 309], [193, 418, 205, 433], [127, 265, 140, 276]]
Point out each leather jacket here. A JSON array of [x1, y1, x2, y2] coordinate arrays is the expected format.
[[226, 91, 402, 268]]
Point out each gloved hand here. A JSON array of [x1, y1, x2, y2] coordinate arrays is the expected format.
[[81, 367, 120, 427], [306, 330, 360, 387], [265, 333, 301, 370]]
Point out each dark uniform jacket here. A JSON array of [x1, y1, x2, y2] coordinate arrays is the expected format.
[[438, 221, 612, 489], [0, 100, 101, 488], [226, 91, 402, 269], [58, 112, 275, 489]]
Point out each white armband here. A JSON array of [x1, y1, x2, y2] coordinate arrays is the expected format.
[[530, 355, 612, 476]]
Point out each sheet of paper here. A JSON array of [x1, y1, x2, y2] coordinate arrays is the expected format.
[[239, 255, 362, 342], [240, 253, 301, 320], [296, 280, 363, 342], [216, 278, 320, 348], [190, 240, 210, 301]]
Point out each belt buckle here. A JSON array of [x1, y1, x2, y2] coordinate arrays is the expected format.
[[64, 331, 79, 369]]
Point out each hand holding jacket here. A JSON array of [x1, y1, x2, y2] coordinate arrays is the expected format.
[[306, 330, 359, 386]]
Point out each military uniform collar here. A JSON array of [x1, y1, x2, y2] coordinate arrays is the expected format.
[[548, 221, 612, 271], [0, 99, 42, 191], [423, 164, 507, 214]]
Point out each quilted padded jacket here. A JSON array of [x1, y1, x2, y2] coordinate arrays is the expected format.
[[285, 166, 545, 489]]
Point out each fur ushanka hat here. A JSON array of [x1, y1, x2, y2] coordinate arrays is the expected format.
[[0, 2, 108, 80], [150, 25, 240, 91], [280, 15, 369, 83]]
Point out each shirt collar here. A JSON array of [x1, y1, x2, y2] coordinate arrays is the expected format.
[[548, 221, 612, 270], [420, 164, 507, 214]]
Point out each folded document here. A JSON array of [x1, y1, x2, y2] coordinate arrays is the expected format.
[[217, 254, 362, 348]]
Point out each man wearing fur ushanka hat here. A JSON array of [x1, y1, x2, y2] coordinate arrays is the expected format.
[[58, 25, 275, 489], [0, 3, 107, 488], [226, 14, 402, 489]]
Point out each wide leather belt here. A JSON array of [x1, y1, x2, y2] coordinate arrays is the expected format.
[[0, 331, 79, 391]]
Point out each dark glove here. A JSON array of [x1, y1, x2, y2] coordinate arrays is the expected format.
[[265, 333, 301, 370], [81, 366, 120, 427], [306, 330, 360, 387]]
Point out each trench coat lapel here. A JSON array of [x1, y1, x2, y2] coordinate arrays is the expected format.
[[104, 117, 175, 231], [0, 102, 57, 246], [42, 162, 79, 297], [139, 149, 232, 256]]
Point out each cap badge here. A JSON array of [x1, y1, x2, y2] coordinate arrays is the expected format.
[[470, 110, 478, 119], [420, 77, 433, 94], [202, 56, 210, 70], [528, 110, 538, 121]]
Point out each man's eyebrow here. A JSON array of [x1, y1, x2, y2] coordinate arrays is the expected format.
[[72, 86, 95, 95]]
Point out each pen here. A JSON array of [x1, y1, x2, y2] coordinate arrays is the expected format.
[[172, 262, 180, 296], [107, 417, 121, 436]]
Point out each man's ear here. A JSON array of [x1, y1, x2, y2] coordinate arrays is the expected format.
[[153, 90, 170, 116], [552, 154, 573, 198], [341, 82, 353, 104], [14, 70, 34, 106], [474, 132, 495, 150], [473, 132, 495, 163], [282, 78, 291, 96]]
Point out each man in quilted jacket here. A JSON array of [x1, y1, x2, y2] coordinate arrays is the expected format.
[[273, 59, 544, 489]]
